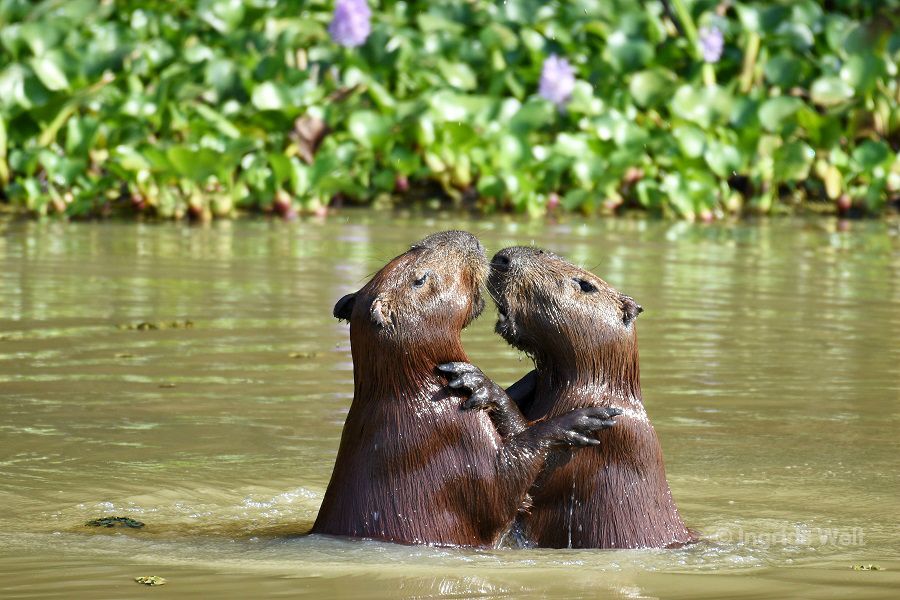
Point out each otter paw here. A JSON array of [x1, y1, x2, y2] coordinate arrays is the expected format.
[[548, 407, 623, 447], [437, 362, 500, 411]]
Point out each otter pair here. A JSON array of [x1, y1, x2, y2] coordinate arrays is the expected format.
[[312, 231, 694, 549]]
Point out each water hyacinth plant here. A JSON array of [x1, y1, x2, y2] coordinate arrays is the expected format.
[[698, 26, 724, 64], [539, 55, 577, 108], [329, 0, 372, 49], [0, 0, 897, 220]]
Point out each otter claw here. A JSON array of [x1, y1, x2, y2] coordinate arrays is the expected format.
[[438, 362, 504, 413], [447, 371, 483, 391], [567, 433, 603, 446], [460, 387, 491, 410], [438, 362, 479, 376], [542, 406, 621, 449]]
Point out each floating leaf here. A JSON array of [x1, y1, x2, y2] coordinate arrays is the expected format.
[[606, 31, 653, 72], [348, 111, 391, 149], [670, 85, 733, 129], [198, 0, 244, 34], [758, 96, 803, 133], [251, 81, 290, 111], [437, 60, 477, 91], [773, 141, 815, 182], [167, 147, 225, 181], [29, 55, 69, 91], [135, 576, 167, 586], [852, 141, 889, 170], [673, 126, 706, 158], [629, 69, 674, 108], [810, 77, 854, 106], [704, 141, 743, 178], [840, 53, 884, 96], [764, 55, 804, 89]]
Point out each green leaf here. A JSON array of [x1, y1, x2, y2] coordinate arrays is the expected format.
[[606, 31, 653, 72], [660, 172, 694, 219], [704, 141, 743, 178], [773, 141, 814, 182], [268, 152, 291, 183], [205, 59, 239, 93], [670, 85, 733, 129], [673, 125, 706, 158], [251, 82, 290, 111], [416, 14, 464, 36], [198, 0, 245, 34], [758, 5, 791, 33], [519, 28, 544, 52], [758, 96, 803, 133], [863, 178, 886, 212], [427, 91, 494, 125], [507, 99, 554, 133], [0, 65, 27, 109], [629, 69, 673, 108], [194, 104, 241, 138], [852, 141, 889, 170], [840, 53, 884, 96], [29, 55, 69, 91], [554, 133, 590, 158], [842, 23, 876, 56], [810, 77, 854, 106], [348, 111, 391, 149], [167, 146, 225, 181], [562, 189, 590, 211], [567, 81, 601, 115], [113, 145, 152, 172], [437, 60, 477, 91], [764, 55, 803, 88], [18, 22, 63, 57]]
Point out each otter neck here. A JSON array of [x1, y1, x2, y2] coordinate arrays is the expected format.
[[351, 327, 468, 404], [530, 335, 642, 414]]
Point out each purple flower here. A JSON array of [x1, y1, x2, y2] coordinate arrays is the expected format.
[[539, 55, 576, 108], [698, 26, 724, 63], [329, 0, 371, 48]]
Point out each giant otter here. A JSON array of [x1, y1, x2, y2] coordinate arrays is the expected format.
[[487, 246, 695, 549], [311, 231, 621, 547]]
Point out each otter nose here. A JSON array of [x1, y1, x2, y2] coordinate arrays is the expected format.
[[491, 250, 512, 272]]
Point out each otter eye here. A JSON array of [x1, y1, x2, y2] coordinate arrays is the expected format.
[[575, 278, 597, 293], [413, 273, 428, 288]]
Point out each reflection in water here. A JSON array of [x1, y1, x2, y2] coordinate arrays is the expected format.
[[0, 214, 899, 598]]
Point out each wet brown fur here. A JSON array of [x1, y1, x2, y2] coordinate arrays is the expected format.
[[490, 247, 695, 549], [311, 232, 549, 547]]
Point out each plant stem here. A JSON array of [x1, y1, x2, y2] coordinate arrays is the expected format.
[[670, 0, 699, 55], [740, 32, 760, 93], [703, 63, 716, 87]]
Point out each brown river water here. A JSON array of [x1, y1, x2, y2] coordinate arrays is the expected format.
[[1, 213, 898, 598]]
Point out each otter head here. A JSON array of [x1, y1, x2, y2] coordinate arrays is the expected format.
[[488, 246, 642, 371], [334, 231, 487, 359]]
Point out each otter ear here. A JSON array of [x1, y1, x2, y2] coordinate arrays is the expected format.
[[333, 293, 357, 321], [370, 295, 393, 328], [621, 294, 643, 326]]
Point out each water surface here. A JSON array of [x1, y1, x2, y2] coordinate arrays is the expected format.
[[1, 214, 898, 598]]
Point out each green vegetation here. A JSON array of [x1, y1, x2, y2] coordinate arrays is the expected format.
[[0, 0, 898, 220]]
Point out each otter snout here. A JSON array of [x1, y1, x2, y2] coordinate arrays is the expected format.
[[488, 246, 554, 294], [490, 246, 552, 272]]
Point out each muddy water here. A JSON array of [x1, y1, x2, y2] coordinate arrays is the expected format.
[[1, 214, 898, 598]]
